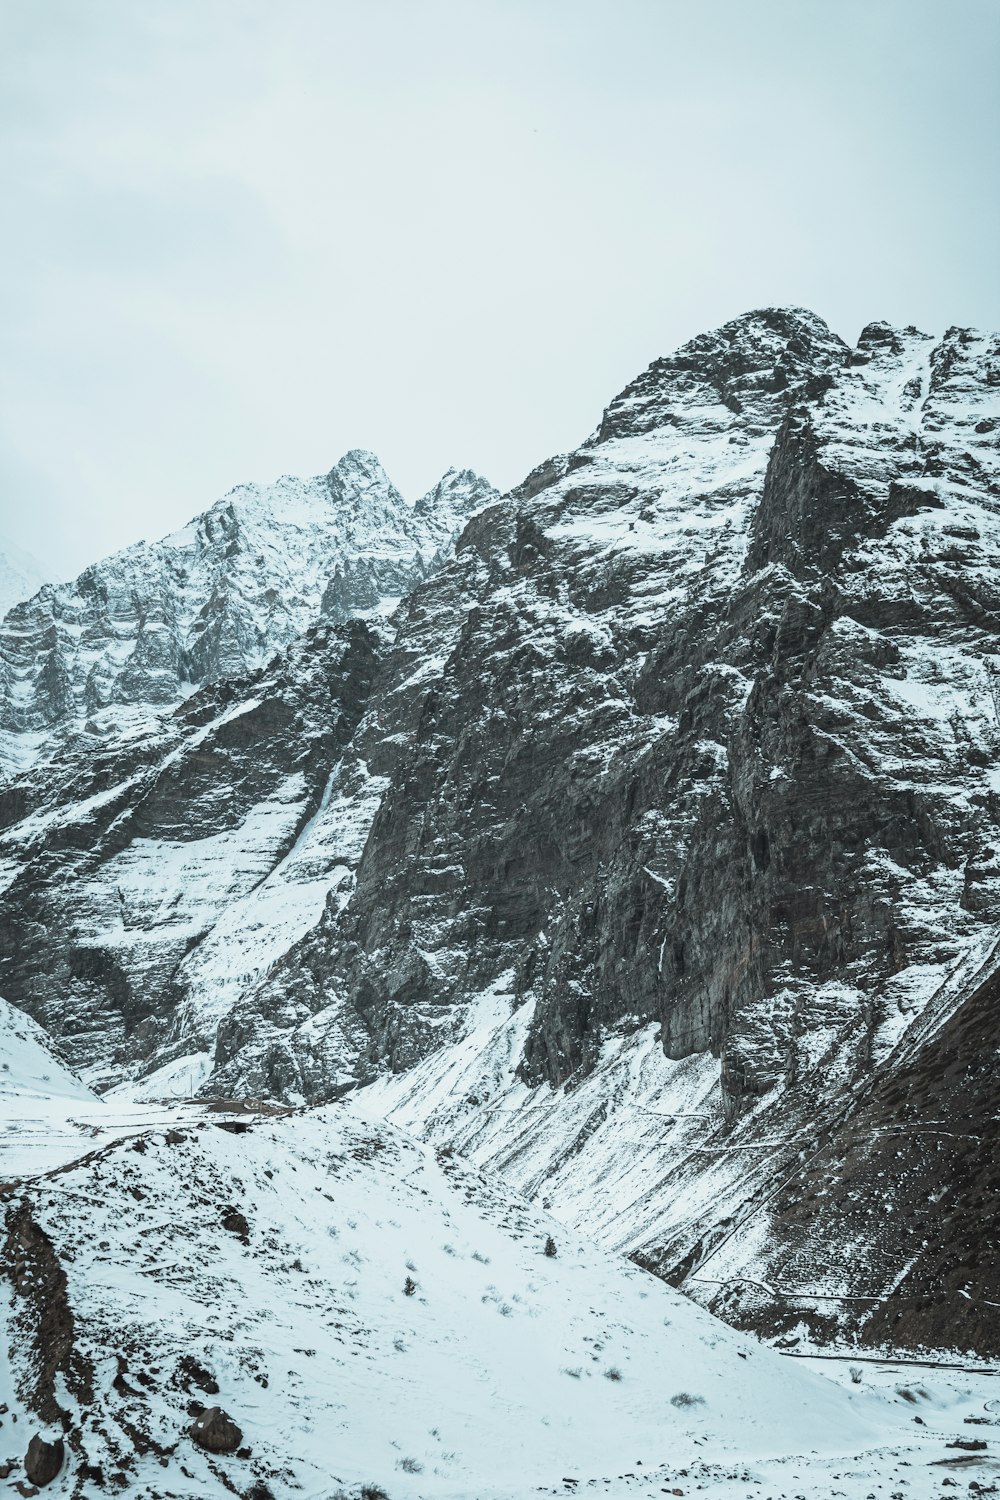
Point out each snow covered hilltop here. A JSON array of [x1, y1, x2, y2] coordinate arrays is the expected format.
[[2, 307, 1000, 1370]]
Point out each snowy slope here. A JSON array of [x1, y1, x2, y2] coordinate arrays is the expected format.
[[0, 1068, 901, 1500], [5, 1051, 1000, 1500], [0, 996, 94, 1105]]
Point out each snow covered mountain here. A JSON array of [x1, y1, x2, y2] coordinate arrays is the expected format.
[[0, 454, 496, 775], [2, 307, 1000, 1357]]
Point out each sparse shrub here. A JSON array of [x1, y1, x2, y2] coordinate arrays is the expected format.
[[670, 1391, 705, 1408], [403, 1275, 417, 1297], [544, 1235, 557, 1257], [398, 1456, 423, 1474], [360, 1487, 389, 1500], [471, 1251, 490, 1264], [849, 1365, 863, 1385], [604, 1366, 623, 1382]]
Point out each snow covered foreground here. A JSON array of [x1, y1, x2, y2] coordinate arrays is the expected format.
[[1, 1002, 998, 1500]]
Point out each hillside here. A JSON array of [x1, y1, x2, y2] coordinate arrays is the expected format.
[[0, 1057, 889, 1500]]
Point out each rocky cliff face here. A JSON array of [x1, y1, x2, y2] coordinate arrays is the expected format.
[[207, 311, 1000, 1104], [0, 453, 496, 776], [2, 307, 999, 1353]]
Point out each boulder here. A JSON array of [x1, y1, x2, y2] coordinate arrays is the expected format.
[[24, 1434, 64, 1487], [189, 1405, 243, 1454]]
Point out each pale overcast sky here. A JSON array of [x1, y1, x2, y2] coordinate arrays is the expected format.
[[1, 0, 998, 579]]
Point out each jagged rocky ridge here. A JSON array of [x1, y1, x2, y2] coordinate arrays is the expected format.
[[0, 453, 496, 775], [2, 307, 1000, 1354]]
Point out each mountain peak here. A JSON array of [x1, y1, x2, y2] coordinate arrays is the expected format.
[[415, 467, 500, 520], [326, 447, 394, 486], [597, 306, 848, 442], [331, 446, 383, 468], [324, 449, 407, 515]]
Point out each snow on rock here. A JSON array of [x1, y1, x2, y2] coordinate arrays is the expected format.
[[0, 618, 385, 1087], [201, 309, 1000, 1116]]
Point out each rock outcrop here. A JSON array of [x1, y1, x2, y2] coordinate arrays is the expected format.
[[207, 311, 1000, 1113], [189, 1406, 243, 1455]]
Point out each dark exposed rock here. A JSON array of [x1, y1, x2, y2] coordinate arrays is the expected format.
[[23, 1434, 63, 1487], [189, 1405, 243, 1454], [178, 1355, 220, 1396], [1, 1200, 91, 1423], [221, 1207, 250, 1243], [204, 312, 1000, 1126]]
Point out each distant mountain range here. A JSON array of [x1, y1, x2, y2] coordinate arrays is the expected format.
[[0, 453, 496, 773]]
